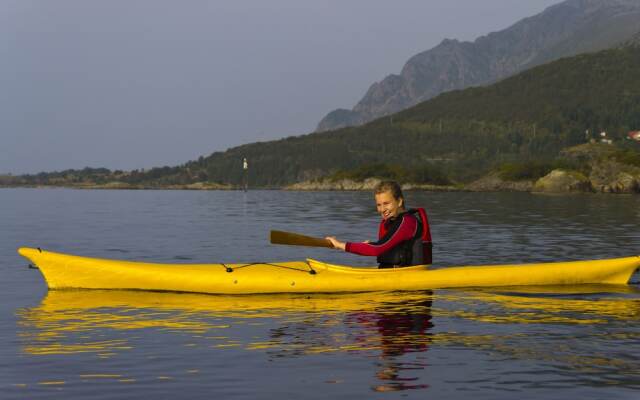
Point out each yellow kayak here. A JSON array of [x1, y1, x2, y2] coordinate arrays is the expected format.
[[18, 247, 640, 294]]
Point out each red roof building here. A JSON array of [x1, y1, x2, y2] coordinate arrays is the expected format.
[[628, 131, 640, 141]]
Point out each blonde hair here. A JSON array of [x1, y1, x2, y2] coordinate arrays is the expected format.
[[374, 180, 404, 202]]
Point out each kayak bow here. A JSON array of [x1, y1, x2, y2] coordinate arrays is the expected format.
[[18, 247, 640, 294]]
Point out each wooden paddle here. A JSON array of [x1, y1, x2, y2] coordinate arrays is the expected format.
[[270, 230, 334, 248]]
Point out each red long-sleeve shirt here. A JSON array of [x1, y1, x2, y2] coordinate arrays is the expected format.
[[345, 214, 419, 257]]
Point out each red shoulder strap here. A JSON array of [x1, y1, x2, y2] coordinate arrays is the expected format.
[[416, 208, 432, 242], [378, 219, 387, 240]]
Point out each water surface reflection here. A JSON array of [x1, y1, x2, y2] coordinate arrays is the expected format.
[[16, 286, 640, 393]]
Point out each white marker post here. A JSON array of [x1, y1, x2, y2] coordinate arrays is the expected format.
[[242, 158, 248, 191]]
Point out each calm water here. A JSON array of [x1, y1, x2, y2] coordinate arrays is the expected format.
[[1, 188, 639, 399]]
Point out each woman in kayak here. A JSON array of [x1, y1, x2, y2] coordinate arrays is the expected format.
[[326, 181, 432, 268]]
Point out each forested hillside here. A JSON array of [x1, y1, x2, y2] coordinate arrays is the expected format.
[[178, 46, 640, 186]]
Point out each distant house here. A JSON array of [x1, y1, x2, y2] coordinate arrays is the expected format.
[[628, 131, 640, 141]]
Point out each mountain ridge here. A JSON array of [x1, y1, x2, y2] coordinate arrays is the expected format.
[[316, 0, 640, 132]]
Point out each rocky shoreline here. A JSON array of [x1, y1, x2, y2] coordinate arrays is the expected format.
[[284, 164, 640, 194], [285, 177, 462, 192], [3, 168, 639, 193]]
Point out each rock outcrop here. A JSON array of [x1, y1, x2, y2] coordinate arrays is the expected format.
[[601, 172, 640, 193], [466, 173, 534, 192], [286, 178, 383, 191], [589, 161, 640, 193], [533, 170, 593, 193]]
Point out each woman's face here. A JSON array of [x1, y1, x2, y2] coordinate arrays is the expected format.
[[375, 190, 404, 220]]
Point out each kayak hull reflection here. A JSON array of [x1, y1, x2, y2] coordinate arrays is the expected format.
[[18, 247, 640, 294]]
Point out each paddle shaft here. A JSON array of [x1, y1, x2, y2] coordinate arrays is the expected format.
[[270, 230, 334, 248]]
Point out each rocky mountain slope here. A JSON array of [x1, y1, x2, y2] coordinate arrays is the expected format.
[[317, 0, 640, 132]]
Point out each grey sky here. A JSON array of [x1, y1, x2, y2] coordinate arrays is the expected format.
[[1, 0, 560, 174]]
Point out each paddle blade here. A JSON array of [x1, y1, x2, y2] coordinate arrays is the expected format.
[[270, 230, 333, 248]]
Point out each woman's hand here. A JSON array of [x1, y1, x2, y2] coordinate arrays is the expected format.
[[325, 236, 346, 251]]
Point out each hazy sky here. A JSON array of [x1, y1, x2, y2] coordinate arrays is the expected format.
[[1, 0, 561, 174]]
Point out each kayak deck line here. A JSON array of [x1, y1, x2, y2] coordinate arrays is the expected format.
[[218, 261, 318, 275], [17, 247, 640, 295]]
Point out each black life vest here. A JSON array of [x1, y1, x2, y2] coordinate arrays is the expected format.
[[377, 208, 433, 268]]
